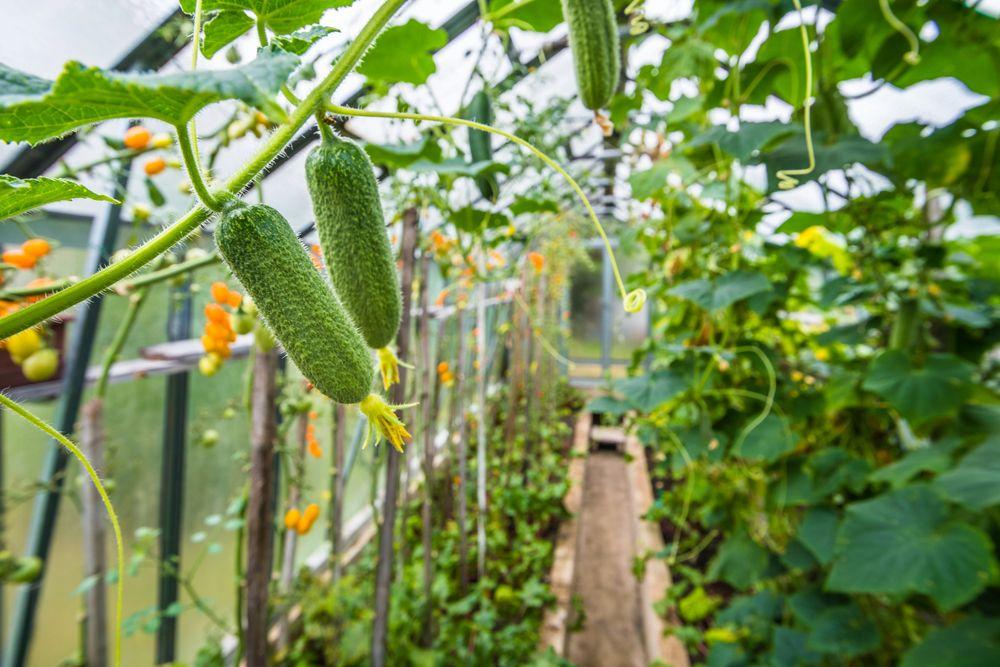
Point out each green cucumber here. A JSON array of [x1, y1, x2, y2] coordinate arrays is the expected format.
[[561, 0, 621, 111], [215, 201, 373, 404], [466, 91, 500, 202], [305, 136, 402, 350]]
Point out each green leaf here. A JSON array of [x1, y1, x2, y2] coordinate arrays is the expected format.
[[201, 10, 255, 58], [687, 122, 793, 162], [758, 133, 888, 191], [180, 0, 352, 35], [449, 206, 510, 234], [867, 438, 962, 489], [364, 136, 442, 169], [901, 616, 1000, 667], [0, 49, 298, 144], [734, 414, 798, 463], [585, 395, 631, 416], [827, 485, 998, 610], [934, 435, 1000, 510], [806, 604, 881, 657], [486, 0, 563, 32], [0, 63, 50, 103], [614, 369, 688, 413], [509, 197, 559, 216], [783, 449, 871, 506], [0, 175, 118, 220], [863, 352, 975, 425], [708, 533, 771, 590], [716, 590, 783, 641], [796, 506, 839, 566], [670, 271, 772, 312], [271, 25, 336, 55], [357, 20, 447, 85], [769, 627, 823, 667]]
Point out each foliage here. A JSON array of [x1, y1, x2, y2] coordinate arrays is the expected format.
[[595, 0, 1000, 664], [278, 384, 580, 666]]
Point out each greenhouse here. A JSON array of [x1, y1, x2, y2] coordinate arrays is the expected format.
[[0, 0, 997, 665]]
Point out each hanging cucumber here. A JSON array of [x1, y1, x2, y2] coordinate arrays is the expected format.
[[561, 0, 621, 111], [215, 201, 373, 404], [305, 134, 404, 389], [217, 200, 411, 450], [466, 90, 500, 202]]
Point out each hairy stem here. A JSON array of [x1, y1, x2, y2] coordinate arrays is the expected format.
[[0, 394, 125, 667]]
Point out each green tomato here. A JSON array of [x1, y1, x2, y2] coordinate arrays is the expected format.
[[6, 328, 42, 364], [233, 313, 256, 335], [200, 429, 220, 448], [21, 348, 58, 382]]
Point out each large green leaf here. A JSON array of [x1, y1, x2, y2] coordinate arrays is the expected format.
[[364, 136, 442, 169], [448, 206, 510, 233], [863, 351, 975, 425], [708, 533, 772, 590], [795, 506, 838, 566], [687, 122, 793, 162], [357, 20, 447, 85], [901, 616, 1000, 667], [0, 48, 297, 144], [867, 438, 962, 489], [180, 0, 352, 35], [827, 485, 998, 610], [934, 435, 1000, 511], [734, 414, 798, 463], [768, 627, 823, 667], [806, 603, 881, 657], [670, 271, 772, 312], [614, 369, 688, 413], [201, 10, 256, 58], [0, 175, 118, 220]]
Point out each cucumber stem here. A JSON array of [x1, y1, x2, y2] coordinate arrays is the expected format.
[[175, 123, 222, 211], [0, 394, 125, 667]]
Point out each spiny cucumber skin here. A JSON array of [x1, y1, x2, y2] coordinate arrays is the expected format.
[[215, 202, 373, 404], [466, 91, 500, 202], [561, 0, 621, 111], [306, 137, 402, 350]]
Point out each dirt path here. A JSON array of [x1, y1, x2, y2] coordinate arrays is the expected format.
[[566, 450, 648, 667]]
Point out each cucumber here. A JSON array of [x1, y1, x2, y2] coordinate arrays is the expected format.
[[215, 201, 373, 404], [305, 136, 402, 350], [466, 91, 500, 202], [561, 0, 621, 111]]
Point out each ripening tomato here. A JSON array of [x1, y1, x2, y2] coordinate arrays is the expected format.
[[22, 348, 59, 382], [144, 157, 167, 176], [123, 126, 151, 150], [21, 238, 51, 258]]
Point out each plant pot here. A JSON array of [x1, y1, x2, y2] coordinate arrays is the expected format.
[[0, 317, 70, 389]]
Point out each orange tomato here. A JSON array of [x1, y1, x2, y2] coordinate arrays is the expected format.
[[144, 157, 167, 176], [284, 508, 301, 530], [123, 126, 151, 150], [308, 440, 322, 458], [205, 322, 231, 340], [302, 503, 320, 523], [226, 291, 242, 309], [3, 250, 36, 269], [204, 303, 229, 324], [21, 239, 51, 258], [528, 251, 545, 272], [210, 282, 230, 304]]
